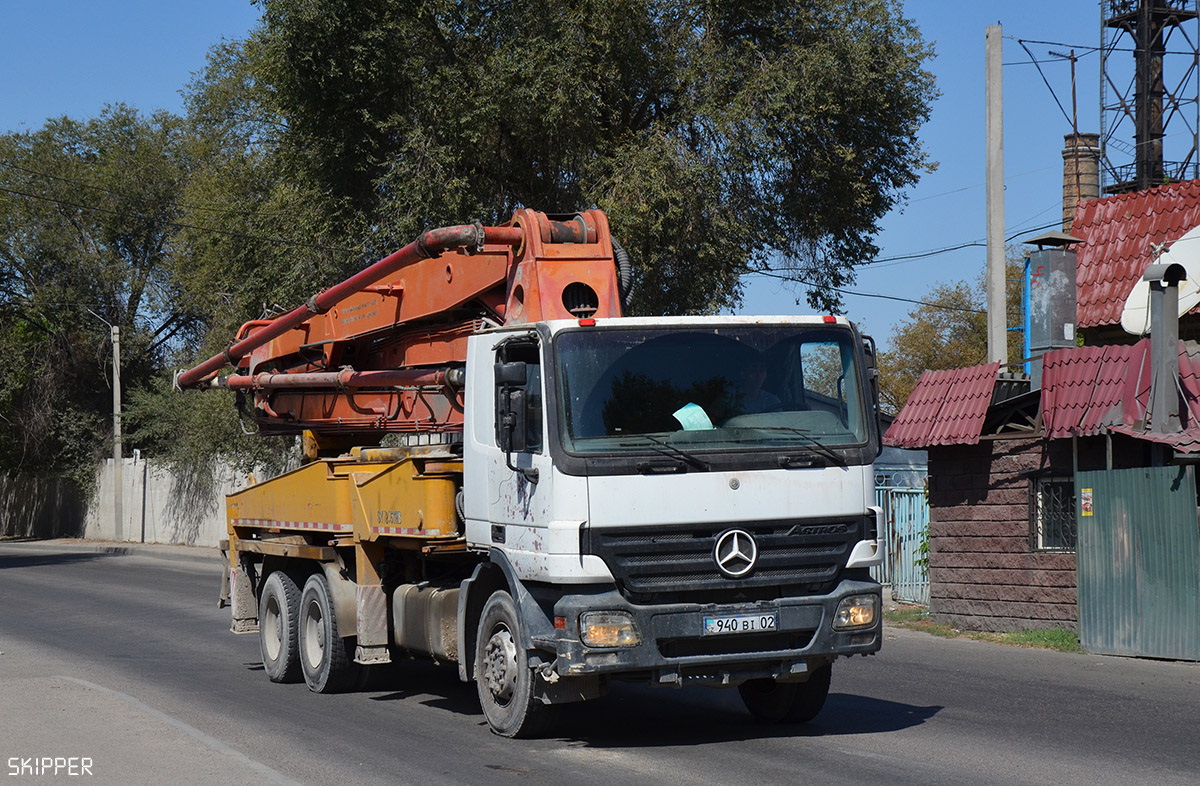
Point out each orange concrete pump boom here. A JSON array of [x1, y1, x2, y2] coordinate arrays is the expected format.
[[177, 208, 626, 438]]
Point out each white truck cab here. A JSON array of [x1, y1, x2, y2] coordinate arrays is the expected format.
[[460, 315, 884, 733]]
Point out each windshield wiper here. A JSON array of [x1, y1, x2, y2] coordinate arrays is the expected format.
[[751, 427, 846, 467], [618, 434, 711, 472]]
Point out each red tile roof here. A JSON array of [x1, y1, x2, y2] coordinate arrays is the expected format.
[[1073, 180, 1200, 329], [883, 363, 1000, 448], [1040, 342, 1146, 438], [1037, 340, 1200, 450], [886, 343, 1200, 452]]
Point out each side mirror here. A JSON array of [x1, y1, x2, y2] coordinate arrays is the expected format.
[[494, 361, 538, 482], [863, 335, 883, 451], [495, 361, 527, 387], [499, 388, 530, 454]]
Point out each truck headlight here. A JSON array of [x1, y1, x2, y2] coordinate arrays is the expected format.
[[580, 611, 641, 648], [832, 594, 878, 631]]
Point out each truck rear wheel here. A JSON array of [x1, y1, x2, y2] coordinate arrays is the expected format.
[[298, 572, 359, 693], [475, 590, 550, 738], [738, 664, 832, 724], [259, 571, 302, 683]]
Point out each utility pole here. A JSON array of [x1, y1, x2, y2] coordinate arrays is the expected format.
[[111, 324, 123, 542], [89, 309, 123, 542], [986, 24, 1008, 365]]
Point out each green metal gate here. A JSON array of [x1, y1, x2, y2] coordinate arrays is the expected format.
[[1076, 465, 1200, 660]]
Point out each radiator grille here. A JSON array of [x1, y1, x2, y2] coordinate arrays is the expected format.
[[586, 517, 863, 603]]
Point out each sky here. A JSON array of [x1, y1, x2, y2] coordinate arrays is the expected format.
[[0, 1, 1147, 349]]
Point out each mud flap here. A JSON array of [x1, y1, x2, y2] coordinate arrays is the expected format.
[[229, 557, 258, 634]]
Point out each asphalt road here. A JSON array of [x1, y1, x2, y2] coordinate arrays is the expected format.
[[2, 540, 1198, 786]]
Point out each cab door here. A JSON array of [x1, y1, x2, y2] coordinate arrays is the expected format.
[[463, 334, 555, 571]]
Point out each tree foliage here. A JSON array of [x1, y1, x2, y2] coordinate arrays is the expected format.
[[0, 1, 939, 484], [877, 281, 987, 413], [192, 0, 936, 314], [0, 106, 194, 483], [878, 259, 1024, 414]]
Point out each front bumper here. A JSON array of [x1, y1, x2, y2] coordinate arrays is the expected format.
[[545, 578, 881, 687]]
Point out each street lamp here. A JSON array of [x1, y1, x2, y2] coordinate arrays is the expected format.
[[87, 310, 123, 542]]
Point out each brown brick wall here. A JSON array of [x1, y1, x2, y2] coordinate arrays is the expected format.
[[926, 437, 1078, 632]]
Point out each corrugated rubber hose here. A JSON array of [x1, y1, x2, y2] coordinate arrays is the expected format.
[[612, 237, 635, 308]]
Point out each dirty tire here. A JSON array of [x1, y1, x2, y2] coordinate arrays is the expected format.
[[738, 665, 832, 724], [475, 590, 550, 738], [298, 572, 359, 693], [259, 571, 302, 683]]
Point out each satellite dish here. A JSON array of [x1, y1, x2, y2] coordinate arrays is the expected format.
[[1120, 222, 1200, 335]]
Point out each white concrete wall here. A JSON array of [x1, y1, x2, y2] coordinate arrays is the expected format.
[[85, 457, 250, 547]]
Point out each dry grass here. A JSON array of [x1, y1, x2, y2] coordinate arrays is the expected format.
[[884, 606, 1083, 653]]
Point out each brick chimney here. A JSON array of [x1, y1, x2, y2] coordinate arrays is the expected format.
[[1062, 132, 1100, 233]]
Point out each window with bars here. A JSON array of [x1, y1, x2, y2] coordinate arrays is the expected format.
[[1030, 476, 1076, 552]]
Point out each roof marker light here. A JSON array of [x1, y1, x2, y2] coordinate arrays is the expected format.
[[578, 318, 596, 326]]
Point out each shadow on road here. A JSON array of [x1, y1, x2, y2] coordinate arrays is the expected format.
[[366, 660, 482, 717], [344, 657, 942, 745], [0, 550, 127, 570], [812, 692, 943, 735], [549, 687, 942, 747]]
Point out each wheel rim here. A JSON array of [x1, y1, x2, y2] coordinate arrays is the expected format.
[[482, 623, 518, 706], [302, 597, 325, 671], [263, 594, 282, 661]]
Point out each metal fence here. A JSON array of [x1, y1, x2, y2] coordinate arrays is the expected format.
[[1076, 466, 1200, 661], [872, 486, 930, 606]]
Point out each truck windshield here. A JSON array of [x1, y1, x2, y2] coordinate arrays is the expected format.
[[553, 325, 870, 457]]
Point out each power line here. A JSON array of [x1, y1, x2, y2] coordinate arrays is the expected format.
[[1018, 35, 1195, 57], [0, 183, 355, 254], [749, 218, 1068, 314], [748, 269, 984, 314], [906, 163, 1061, 205], [0, 158, 306, 221], [1018, 39, 1075, 129], [3, 154, 1064, 316], [758, 219, 1066, 275], [877, 219, 1065, 263], [1005, 40, 1099, 67], [0, 159, 125, 197], [1012, 37, 1096, 49], [864, 239, 984, 264]]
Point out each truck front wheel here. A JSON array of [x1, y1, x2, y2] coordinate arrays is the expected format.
[[259, 571, 301, 683], [475, 590, 550, 738], [738, 664, 832, 724], [298, 573, 359, 693]]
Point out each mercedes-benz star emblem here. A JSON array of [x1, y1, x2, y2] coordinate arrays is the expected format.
[[713, 528, 758, 578]]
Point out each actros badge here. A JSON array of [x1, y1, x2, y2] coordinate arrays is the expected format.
[[713, 528, 758, 578]]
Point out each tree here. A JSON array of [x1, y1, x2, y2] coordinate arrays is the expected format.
[[187, 0, 936, 316], [0, 106, 194, 483], [878, 259, 1024, 414], [877, 282, 987, 413], [0, 2, 940, 482], [168, 36, 347, 355]]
